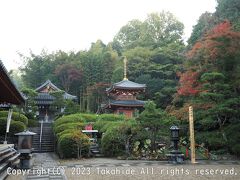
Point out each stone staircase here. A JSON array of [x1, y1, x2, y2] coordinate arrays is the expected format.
[[0, 144, 20, 179], [30, 122, 54, 153]]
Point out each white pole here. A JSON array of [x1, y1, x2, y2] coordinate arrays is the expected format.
[[4, 109, 13, 144]]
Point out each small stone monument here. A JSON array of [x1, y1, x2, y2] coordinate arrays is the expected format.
[[15, 130, 36, 169]]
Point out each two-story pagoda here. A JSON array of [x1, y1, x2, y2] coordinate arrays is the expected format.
[[104, 58, 146, 118]]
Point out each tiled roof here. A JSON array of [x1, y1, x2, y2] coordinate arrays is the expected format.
[[106, 79, 146, 92], [0, 60, 25, 104], [64, 92, 77, 100], [35, 93, 55, 105], [35, 80, 61, 92], [108, 99, 145, 107], [35, 80, 77, 100]]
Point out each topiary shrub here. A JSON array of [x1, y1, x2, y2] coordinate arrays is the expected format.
[[101, 126, 125, 157], [58, 133, 76, 158], [0, 111, 28, 126], [81, 114, 98, 122], [58, 131, 90, 158], [0, 118, 26, 136], [28, 119, 38, 127], [99, 114, 125, 121], [54, 123, 84, 135], [56, 129, 75, 139], [53, 113, 84, 128], [94, 120, 121, 133]]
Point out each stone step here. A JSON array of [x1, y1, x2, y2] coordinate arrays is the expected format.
[[0, 151, 15, 164]]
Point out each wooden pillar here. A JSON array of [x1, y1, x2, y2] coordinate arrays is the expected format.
[[189, 106, 196, 163]]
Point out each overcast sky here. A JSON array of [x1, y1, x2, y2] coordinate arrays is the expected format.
[[0, 0, 217, 70]]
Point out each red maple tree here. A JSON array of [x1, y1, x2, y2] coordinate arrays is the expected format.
[[177, 70, 202, 96]]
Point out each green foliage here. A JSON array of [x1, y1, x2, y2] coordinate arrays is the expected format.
[[27, 119, 38, 127], [114, 11, 184, 49], [196, 131, 226, 150], [224, 124, 240, 155], [57, 130, 90, 159], [215, 0, 240, 30], [58, 133, 76, 158], [71, 131, 90, 159], [21, 87, 38, 118], [64, 100, 80, 115], [0, 111, 28, 126], [0, 118, 26, 136], [98, 114, 125, 121], [101, 126, 125, 156], [54, 122, 84, 135], [188, 12, 215, 46], [53, 113, 85, 128], [137, 101, 177, 152], [50, 91, 65, 111], [81, 114, 98, 122], [93, 120, 121, 133]]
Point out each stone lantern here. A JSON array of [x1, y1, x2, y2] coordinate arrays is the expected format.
[[15, 130, 36, 169], [166, 126, 184, 164]]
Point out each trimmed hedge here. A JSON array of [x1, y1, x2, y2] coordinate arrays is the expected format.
[[98, 114, 125, 121], [94, 121, 121, 133], [81, 114, 98, 122], [28, 119, 38, 127], [58, 131, 90, 158], [54, 113, 125, 129], [53, 113, 128, 158], [54, 122, 84, 136], [53, 114, 84, 128], [0, 111, 28, 126], [101, 126, 125, 156], [0, 118, 26, 136]]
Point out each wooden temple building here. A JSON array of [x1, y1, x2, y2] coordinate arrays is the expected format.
[[0, 60, 25, 179], [0, 60, 25, 106], [103, 58, 146, 118], [34, 80, 77, 121]]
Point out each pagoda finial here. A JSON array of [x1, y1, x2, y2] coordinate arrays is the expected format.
[[123, 57, 128, 80]]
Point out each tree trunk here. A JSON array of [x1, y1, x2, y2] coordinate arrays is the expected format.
[[125, 137, 130, 156], [79, 144, 82, 158], [77, 146, 80, 159]]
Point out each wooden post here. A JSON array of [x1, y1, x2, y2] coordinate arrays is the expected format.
[[189, 106, 196, 163], [79, 89, 82, 112]]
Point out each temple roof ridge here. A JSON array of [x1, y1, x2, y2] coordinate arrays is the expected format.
[[35, 79, 61, 92]]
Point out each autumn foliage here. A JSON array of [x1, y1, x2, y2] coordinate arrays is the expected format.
[[55, 64, 82, 92], [177, 70, 202, 96], [178, 21, 240, 97], [187, 20, 240, 60]]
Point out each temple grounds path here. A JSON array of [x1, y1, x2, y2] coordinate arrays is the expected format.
[[6, 153, 240, 180]]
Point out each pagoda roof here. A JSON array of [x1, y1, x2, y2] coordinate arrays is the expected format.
[[106, 79, 146, 93], [106, 99, 145, 108], [0, 60, 25, 105]]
